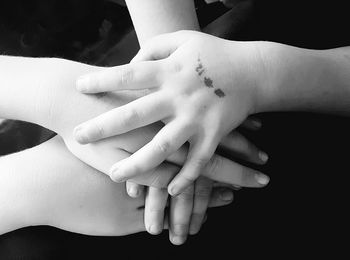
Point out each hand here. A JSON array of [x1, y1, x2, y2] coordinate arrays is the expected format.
[[74, 31, 266, 195], [0, 136, 235, 236], [142, 177, 236, 245]]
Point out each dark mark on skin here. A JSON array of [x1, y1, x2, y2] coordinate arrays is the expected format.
[[196, 54, 226, 98], [214, 89, 225, 98], [204, 77, 214, 88], [195, 59, 205, 76]]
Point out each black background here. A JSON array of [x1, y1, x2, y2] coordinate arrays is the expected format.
[[1, 0, 349, 258]]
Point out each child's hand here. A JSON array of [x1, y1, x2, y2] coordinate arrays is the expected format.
[[74, 31, 267, 195]]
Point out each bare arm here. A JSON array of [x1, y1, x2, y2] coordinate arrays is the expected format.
[[257, 44, 350, 115], [125, 0, 199, 45]]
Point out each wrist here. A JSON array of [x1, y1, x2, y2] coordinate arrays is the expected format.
[[250, 41, 288, 114]]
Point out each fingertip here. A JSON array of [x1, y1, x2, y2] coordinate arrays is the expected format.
[[127, 185, 140, 198], [255, 173, 270, 186], [170, 235, 186, 246], [76, 75, 91, 93], [73, 126, 89, 144], [148, 224, 163, 235], [258, 151, 269, 164], [109, 166, 127, 183], [219, 189, 234, 202]]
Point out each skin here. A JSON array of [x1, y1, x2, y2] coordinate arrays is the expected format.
[[74, 31, 265, 198], [102, 0, 268, 245], [0, 136, 234, 236], [0, 56, 269, 244], [0, 0, 268, 245], [74, 31, 350, 204]]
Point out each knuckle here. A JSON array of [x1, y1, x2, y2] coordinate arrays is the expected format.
[[176, 190, 194, 201], [153, 138, 173, 154], [147, 206, 165, 214], [191, 212, 205, 222], [120, 108, 139, 127], [191, 155, 211, 169], [194, 185, 212, 198], [206, 155, 223, 176], [119, 66, 134, 86], [172, 224, 188, 236], [91, 120, 105, 139], [239, 166, 256, 186]]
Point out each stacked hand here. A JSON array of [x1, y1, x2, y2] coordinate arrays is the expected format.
[[75, 31, 269, 197]]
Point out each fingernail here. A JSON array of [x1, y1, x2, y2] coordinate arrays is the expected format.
[[109, 166, 125, 183], [171, 236, 185, 245], [128, 186, 139, 197], [255, 174, 270, 186], [76, 76, 90, 92], [168, 185, 179, 197], [74, 126, 88, 144], [149, 225, 162, 235], [219, 190, 234, 201], [258, 151, 269, 162]]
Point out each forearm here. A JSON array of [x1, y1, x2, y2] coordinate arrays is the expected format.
[[257, 43, 350, 114], [0, 151, 45, 235], [0, 56, 102, 132], [125, 0, 199, 45]]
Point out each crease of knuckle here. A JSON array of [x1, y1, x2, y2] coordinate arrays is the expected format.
[[205, 155, 223, 177], [190, 212, 205, 221], [149, 170, 164, 188], [190, 155, 211, 171], [153, 138, 173, 154], [238, 166, 256, 187], [172, 224, 188, 236], [175, 190, 194, 201], [194, 186, 212, 198], [119, 66, 134, 86], [90, 120, 105, 139], [147, 205, 165, 214], [120, 108, 140, 128]]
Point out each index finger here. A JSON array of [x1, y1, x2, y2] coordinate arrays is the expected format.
[[76, 60, 165, 93]]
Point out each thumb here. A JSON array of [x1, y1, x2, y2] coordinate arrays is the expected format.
[[131, 30, 193, 63]]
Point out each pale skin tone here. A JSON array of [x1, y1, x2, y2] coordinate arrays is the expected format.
[[0, 56, 268, 242], [104, 0, 269, 245], [0, 0, 270, 245], [0, 135, 235, 236], [75, 31, 350, 199]]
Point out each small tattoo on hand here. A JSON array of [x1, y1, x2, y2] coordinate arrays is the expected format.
[[214, 88, 225, 98], [195, 59, 205, 76], [204, 77, 214, 88], [195, 54, 226, 98]]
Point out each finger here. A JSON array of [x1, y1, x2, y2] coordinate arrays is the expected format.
[[202, 154, 270, 187], [208, 187, 234, 207], [189, 177, 213, 235], [74, 92, 171, 144], [130, 162, 180, 189], [169, 184, 194, 246], [131, 30, 194, 62], [110, 120, 192, 183], [240, 117, 262, 131], [76, 60, 164, 93], [218, 131, 268, 165], [144, 186, 168, 235], [168, 136, 218, 196], [126, 181, 144, 198]]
